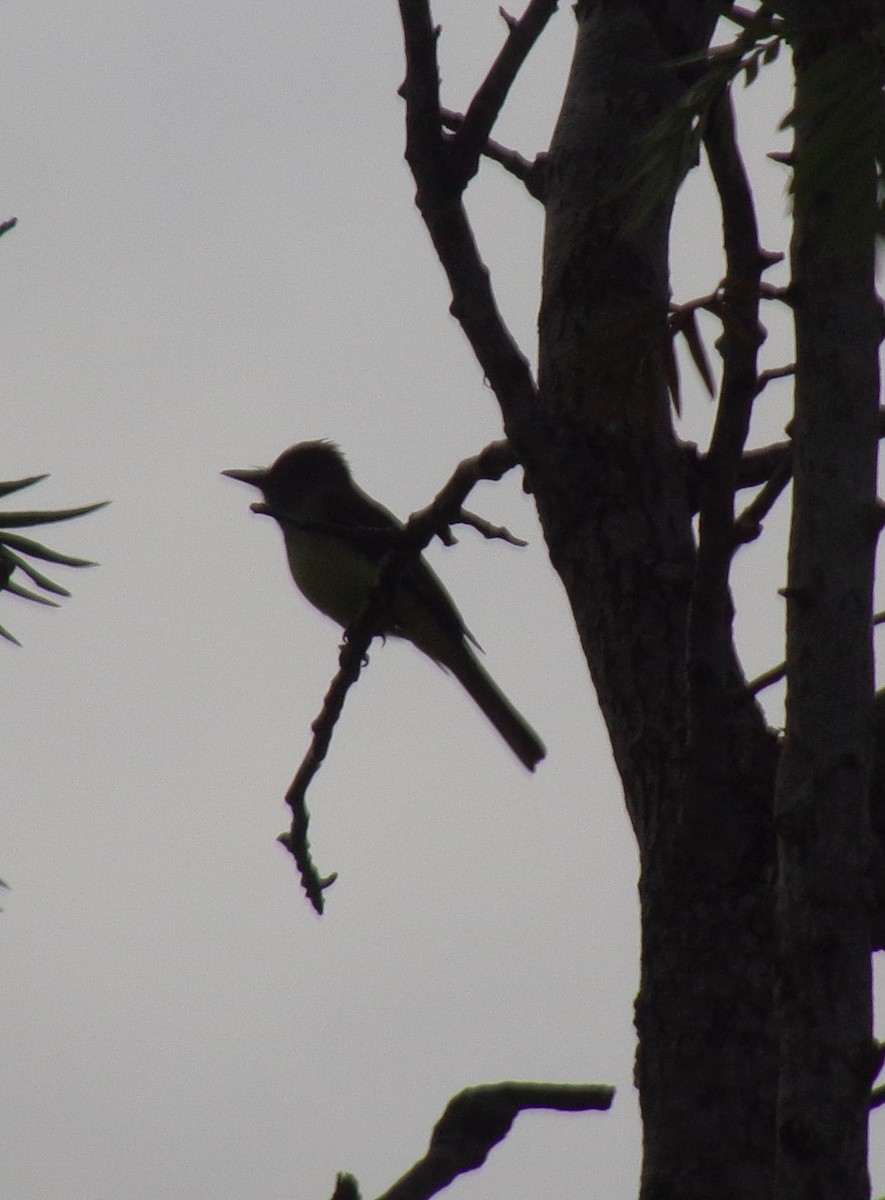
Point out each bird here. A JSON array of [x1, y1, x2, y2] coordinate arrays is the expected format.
[[222, 440, 545, 771]]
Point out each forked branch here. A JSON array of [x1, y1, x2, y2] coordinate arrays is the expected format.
[[441, 108, 548, 200], [398, 0, 551, 444], [448, 0, 559, 186]]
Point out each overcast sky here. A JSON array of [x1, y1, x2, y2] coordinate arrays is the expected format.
[[1, 5, 882, 1199]]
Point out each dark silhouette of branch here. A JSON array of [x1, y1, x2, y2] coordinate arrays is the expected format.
[[737, 440, 791, 489], [397, 0, 542, 446], [747, 658, 787, 698], [688, 93, 768, 697], [755, 363, 795, 392], [440, 108, 547, 200], [278, 442, 520, 912], [448, 0, 558, 187], [458, 508, 527, 545], [735, 446, 793, 542], [736, 406, 885, 499], [749, 610, 885, 697], [338, 1081, 614, 1200]]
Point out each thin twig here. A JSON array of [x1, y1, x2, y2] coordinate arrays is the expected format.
[[458, 508, 528, 545], [450, 0, 559, 186], [735, 446, 793, 542], [737, 440, 791, 489], [737, 407, 885, 494], [749, 609, 885, 697], [747, 659, 787, 697], [755, 363, 795, 394]]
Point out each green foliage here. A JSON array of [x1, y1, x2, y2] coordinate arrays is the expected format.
[[0, 474, 108, 645], [623, 7, 885, 258], [618, 6, 784, 230]]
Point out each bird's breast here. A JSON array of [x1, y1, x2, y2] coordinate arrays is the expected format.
[[282, 527, 383, 631]]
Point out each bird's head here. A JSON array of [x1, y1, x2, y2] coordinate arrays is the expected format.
[[222, 440, 351, 518]]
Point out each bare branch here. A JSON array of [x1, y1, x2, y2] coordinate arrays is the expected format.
[[755, 363, 795, 393], [750, 611, 885, 698], [498, 6, 518, 33], [725, 5, 783, 33], [747, 659, 786, 698], [759, 281, 792, 305], [398, 0, 541, 444], [689, 92, 768, 695], [402, 440, 518, 539], [441, 108, 547, 200], [450, 0, 559, 186], [670, 289, 722, 319], [374, 1081, 613, 1200], [737, 440, 790, 489], [398, 1, 446, 198], [458, 508, 528, 545], [738, 406, 885, 496], [735, 445, 793, 542]]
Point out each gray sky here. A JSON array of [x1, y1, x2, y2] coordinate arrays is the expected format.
[[1, 5, 880, 1199]]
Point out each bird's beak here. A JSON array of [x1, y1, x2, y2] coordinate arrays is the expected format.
[[221, 467, 269, 488]]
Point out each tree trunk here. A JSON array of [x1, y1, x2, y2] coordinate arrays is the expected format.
[[532, 3, 780, 1195], [772, 12, 882, 1198]]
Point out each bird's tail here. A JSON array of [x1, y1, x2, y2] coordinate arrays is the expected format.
[[444, 641, 546, 772]]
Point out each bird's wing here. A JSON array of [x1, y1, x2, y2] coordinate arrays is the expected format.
[[338, 483, 481, 651]]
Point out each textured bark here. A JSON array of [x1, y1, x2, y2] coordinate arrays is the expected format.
[[772, 13, 883, 1199], [531, 4, 780, 1197]]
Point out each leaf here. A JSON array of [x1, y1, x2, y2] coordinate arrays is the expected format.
[[0, 622, 22, 646], [618, 25, 786, 231], [0, 532, 97, 568], [0, 499, 109, 529], [0, 550, 14, 590], [5, 580, 60, 607], [0, 474, 48, 500], [2, 550, 71, 596], [663, 334, 681, 416], [681, 310, 716, 398]]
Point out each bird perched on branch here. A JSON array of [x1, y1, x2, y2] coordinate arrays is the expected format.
[[222, 440, 545, 771]]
